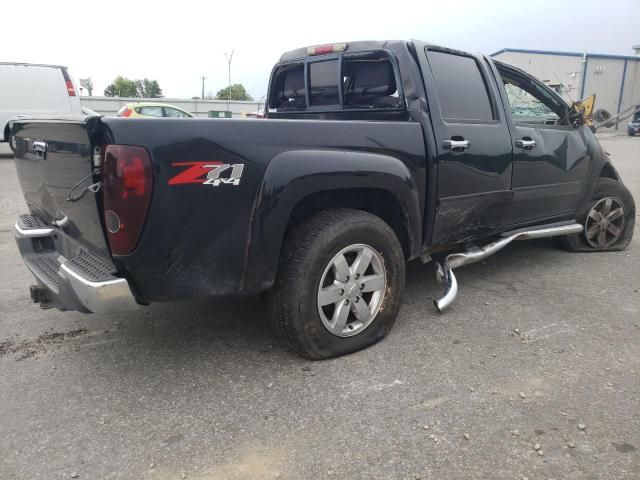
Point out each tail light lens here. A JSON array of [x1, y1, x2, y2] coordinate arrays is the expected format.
[[118, 107, 132, 117], [65, 80, 76, 96], [61, 68, 76, 96], [103, 145, 153, 255]]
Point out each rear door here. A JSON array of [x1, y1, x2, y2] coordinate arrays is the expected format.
[[492, 62, 590, 224], [415, 45, 514, 244]]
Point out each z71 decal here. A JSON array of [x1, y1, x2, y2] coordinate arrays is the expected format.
[[169, 161, 244, 187]]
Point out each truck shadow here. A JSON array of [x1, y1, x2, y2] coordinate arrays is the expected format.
[[57, 237, 564, 376], [1, 235, 585, 419]]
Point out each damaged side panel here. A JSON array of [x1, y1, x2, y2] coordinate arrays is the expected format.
[[431, 190, 513, 245]]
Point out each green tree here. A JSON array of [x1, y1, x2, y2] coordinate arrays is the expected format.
[[215, 84, 253, 101], [135, 78, 163, 98], [104, 76, 138, 97]]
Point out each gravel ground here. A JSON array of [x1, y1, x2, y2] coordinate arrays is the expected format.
[[0, 136, 638, 480]]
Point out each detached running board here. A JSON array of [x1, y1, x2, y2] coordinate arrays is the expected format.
[[434, 222, 583, 312]]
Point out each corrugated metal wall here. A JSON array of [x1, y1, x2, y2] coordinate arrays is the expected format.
[[492, 51, 583, 103], [493, 50, 640, 130], [620, 60, 640, 114], [583, 58, 625, 115]]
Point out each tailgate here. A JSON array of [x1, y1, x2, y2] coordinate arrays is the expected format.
[[12, 117, 110, 258]]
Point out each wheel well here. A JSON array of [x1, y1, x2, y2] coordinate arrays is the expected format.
[[287, 189, 412, 258], [599, 162, 619, 181]]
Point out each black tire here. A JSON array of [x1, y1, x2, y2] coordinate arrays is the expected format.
[[593, 108, 612, 123], [557, 178, 635, 252], [267, 209, 405, 360]]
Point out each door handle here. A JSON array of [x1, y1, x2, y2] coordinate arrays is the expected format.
[[515, 138, 536, 150], [32, 141, 47, 157], [442, 138, 470, 152]]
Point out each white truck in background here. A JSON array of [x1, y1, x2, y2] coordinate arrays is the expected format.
[[0, 63, 83, 144]]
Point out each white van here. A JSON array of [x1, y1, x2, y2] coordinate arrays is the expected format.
[[0, 63, 82, 142]]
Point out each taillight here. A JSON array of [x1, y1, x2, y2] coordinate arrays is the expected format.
[[103, 145, 153, 255], [120, 107, 132, 117], [61, 67, 77, 96], [66, 80, 76, 96]]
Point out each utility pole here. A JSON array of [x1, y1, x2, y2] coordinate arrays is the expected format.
[[256, 94, 267, 117], [224, 49, 234, 114], [201, 76, 206, 100]]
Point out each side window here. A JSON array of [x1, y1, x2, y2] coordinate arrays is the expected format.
[[499, 69, 567, 126], [164, 107, 190, 118], [343, 55, 401, 110], [309, 59, 340, 106], [426, 50, 494, 122], [503, 83, 559, 125], [137, 106, 163, 117]]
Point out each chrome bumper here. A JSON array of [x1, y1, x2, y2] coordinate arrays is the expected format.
[[15, 214, 138, 313]]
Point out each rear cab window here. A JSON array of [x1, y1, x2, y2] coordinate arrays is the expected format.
[[268, 50, 404, 115], [309, 60, 340, 106]]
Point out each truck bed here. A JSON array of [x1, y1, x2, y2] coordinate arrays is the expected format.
[[12, 115, 427, 306]]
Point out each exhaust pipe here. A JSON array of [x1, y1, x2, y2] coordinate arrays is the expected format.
[[434, 223, 583, 312]]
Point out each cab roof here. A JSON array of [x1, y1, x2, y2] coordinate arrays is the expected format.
[[278, 40, 407, 62]]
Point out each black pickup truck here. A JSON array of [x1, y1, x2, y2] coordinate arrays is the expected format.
[[12, 40, 635, 359]]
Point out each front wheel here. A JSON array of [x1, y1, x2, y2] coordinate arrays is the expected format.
[[267, 209, 405, 359], [558, 178, 635, 252]]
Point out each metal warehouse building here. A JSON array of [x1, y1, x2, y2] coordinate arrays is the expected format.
[[491, 47, 640, 130]]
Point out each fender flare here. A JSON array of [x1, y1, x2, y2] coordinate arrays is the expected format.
[[241, 149, 422, 293]]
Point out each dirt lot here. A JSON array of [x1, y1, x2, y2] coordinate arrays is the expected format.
[[0, 136, 638, 480]]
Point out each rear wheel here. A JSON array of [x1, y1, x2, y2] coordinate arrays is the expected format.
[[558, 178, 635, 252], [267, 209, 405, 359]]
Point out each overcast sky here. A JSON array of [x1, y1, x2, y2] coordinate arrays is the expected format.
[[3, 0, 639, 100]]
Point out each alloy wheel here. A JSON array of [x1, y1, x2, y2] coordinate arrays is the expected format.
[[584, 197, 625, 249], [317, 244, 387, 337]]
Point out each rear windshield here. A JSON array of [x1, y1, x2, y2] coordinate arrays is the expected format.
[[269, 51, 402, 113]]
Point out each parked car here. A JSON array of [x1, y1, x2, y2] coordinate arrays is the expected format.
[[0, 62, 82, 143], [117, 102, 194, 118], [11, 41, 635, 360], [627, 110, 640, 136]]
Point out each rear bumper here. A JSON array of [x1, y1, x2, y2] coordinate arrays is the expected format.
[[15, 214, 138, 313]]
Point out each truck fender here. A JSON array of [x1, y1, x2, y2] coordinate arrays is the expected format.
[[241, 149, 422, 294]]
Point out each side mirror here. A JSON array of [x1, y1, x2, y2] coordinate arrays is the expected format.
[[569, 107, 585, 128]]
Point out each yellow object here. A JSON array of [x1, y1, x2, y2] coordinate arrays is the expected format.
[[573, 94, 596, 127]]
